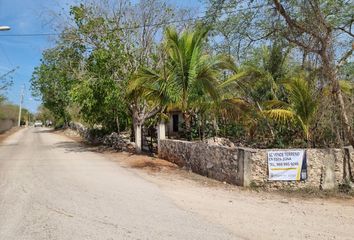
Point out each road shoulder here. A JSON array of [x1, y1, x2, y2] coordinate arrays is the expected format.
[[0, 127, 21, 143], [53, 128, 354, 240]]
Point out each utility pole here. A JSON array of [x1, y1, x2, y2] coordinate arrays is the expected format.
[[18, 85, 24, 127]]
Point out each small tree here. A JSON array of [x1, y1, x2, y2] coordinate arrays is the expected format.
[[0, 68, 15, 105], [164, 26, 235, 139], [263, 77, 318, 146]]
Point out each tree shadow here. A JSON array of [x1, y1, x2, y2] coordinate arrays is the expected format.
[[0, 143, 18, 148], [32, 128, 56, 134], [53, 141, 107, 154]]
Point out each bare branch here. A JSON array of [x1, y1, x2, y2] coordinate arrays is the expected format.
[[145, 105, 162, 119], [244, 30, 276, 43], [337, 48, 353, 69], [282, 33, 321, 54], [336, 27, 354, 38], [272, 0, 323, 41]]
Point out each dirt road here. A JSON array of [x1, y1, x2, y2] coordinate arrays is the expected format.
[[0, 128, 353, 240], [0, 128, 235, 239]]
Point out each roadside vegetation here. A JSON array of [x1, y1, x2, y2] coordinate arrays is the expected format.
[[0, 68, 15, 104], [0, 69, 32, 127], [31, 0, 353, 149]]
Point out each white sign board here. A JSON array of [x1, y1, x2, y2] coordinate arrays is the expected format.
[[268, 150, 307, 181]]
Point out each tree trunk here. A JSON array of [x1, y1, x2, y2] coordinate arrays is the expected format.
[[256, 102, 275, 139], [135, 123, 142, 153], [115, 114, 120, 134], [157, 120, 166, 157], [63, 113, 69, 128], [133, 117, 143, 153], [333, 90, 354, 146], [322, 46, 354, 148], [183, 111, 192, 141], [212, 116, 219, 139], [201, 118, 205, 141], [130, 122, 135, 142]]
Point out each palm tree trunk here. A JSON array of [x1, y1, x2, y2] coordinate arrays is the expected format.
[[201, 117, 205, 140], [212, 116, 219, 139], [256, 102, 275, 139], [116, 115, 120, 134], [305, 129, 311, 148], [183, 111, 192, 141]]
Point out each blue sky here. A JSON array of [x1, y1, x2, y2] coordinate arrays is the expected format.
[[0, 0, 204, 113], [0, 0, 75, 112]]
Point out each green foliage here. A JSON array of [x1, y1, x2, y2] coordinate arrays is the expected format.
[[161, 26, 236, 139], [263, 76, 318, 143], [0, 102, 31, 124], [30, 0, 353, 149], [0, 68, 15, 105], [31, 44, 82, 125], [71, 77, 126, 131], [36, 105, 54, 122], [69, 16, 130, 131], [164, 26, 231, 109]]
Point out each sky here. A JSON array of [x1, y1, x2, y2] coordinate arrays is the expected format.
[[0, 0, 204, 113]]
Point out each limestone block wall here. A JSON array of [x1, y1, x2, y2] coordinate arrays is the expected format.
[[248, 148, 345, 189], [159, 139, 251, 186], [159, 139, 353, 190]]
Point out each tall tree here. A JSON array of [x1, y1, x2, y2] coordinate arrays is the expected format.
[[69, 0, 191, 150], [272, 0, 354, 147], [31, 43, 82, 126], [163, 26, 235, 139]]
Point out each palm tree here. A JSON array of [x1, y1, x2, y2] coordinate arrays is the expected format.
[[213, 43, 292, 141], [262, 77, 318, 145], [127, 66, 177, 152], [164, 26, 235, 139]]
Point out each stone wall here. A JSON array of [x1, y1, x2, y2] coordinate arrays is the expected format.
[[159, 139, 354, 190], [248, 148, 346, 190], [0, 119, 15, 134], [159, 139, 252, 186], [68, 122, 135, 152]]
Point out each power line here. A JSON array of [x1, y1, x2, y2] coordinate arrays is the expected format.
[[0, 33, 59, 37], [0, 42, 13, 66], [0, 16, 201, 37], [0, 4, 268, 37]]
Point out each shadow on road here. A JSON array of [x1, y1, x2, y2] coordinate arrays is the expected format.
[[0, 143, 19, 147], [53, 141, 108, 154], [33, 128, 56, 134]]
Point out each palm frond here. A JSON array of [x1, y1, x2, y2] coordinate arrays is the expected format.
[[262, 99, 290, 109], [219, 67, 267, 90], [262, 109, 295, 124], [284, 77, 317, 125], [217, 98, 254, 121]]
